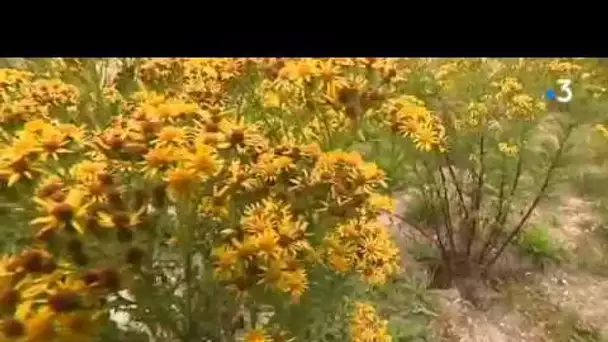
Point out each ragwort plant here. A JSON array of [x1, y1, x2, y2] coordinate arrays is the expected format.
[[0, 57, 605, 342], [372, 59, 606, 287], [0, 58, 400, 342], [357, 58, 607, 286], [238, 58, 608, 287]]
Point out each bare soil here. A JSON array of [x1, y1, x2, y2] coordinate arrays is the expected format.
[[388, 194, 608, 341]]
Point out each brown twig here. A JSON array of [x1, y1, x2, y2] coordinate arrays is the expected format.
[[467, 134, 485, 256], [443, 154, 469, 219], [478, 129, 526, 263], [438, 167, 458, 253], [412, 160, 452, 277], [385, 211, 434, 242]]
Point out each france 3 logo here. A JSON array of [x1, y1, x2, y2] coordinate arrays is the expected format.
[[546, 79, 573, 103]]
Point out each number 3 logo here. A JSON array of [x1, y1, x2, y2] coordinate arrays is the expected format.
[[556, 79, 573, 103]]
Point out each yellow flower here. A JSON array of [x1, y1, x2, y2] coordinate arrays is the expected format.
[[36, 175, 65, 199], [548, 60, 583, 75], [498, 142, 519, 157], [199, 186, 232, 219], [0, 136, 44, 186], [97, 209, 144, 230], [411, 121, 441, 152], [156, 100, 200, 121], [366, 194, 395, 214], [183, 143, 220, 176], [217, 119, 267, 152], [277, 60, 304, 81], [23, 120, 52, 134], [70, 161, 108, 184], [253, 153, 294, 183], [244, 328, 272, 342], [506, 94, 543, 120], [212, 246, 239, 272], [153, 126, 188, 147], [278, 268, 308, 303], [30, 188, 89, 235], [37, 126, 71, 161], [350, 302, 392, 342], [317, 59, 343, 82], [24, 309, 56, 342], [141, 146, 180, 179], [93, 125, 129, 153], [263, 91, 281, 108], [233, 237, 260, 259], [165, 166, 199, 200], [324, 218, 399, 284], [254, 228, 279, 255], [10, 133, 42, 157], [328, 252, 353, 273], [500, 77, 523, 93]]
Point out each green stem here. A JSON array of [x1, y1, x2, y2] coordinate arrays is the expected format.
[[177, 199, 196, 341]]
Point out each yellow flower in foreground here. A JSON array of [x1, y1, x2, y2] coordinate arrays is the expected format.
[[244, 328, 272, 342], [24, 309, 56, 342], [278, 268, 308, 304], [183, 144, 220, 175], [142, 146, 180, 179], [0, 156, 42, 187], [71, 161, 108, 183], [31, 189, 89, 235], [154, 126, 188, 147], [324, 217, 400, 285], [98, 209, 144, 230], [350, 302, 392, 342], [217, 119, 266, 151], [212, 245, 239, 273], [165, 166, 199, 200], [411, 121, 441, 152]]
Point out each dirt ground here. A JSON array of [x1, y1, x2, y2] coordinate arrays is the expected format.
[[386, 194, 608, 342]]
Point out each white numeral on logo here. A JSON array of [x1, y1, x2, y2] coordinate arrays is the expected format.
[[556, 79, 573, 103]]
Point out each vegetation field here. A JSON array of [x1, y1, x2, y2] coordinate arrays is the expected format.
[[0, 58, 607, 341]]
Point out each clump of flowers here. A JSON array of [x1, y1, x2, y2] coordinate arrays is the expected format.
[[349, 301, 392, 342], [1, 57, 604, 341], [0, 58, 406, 342], [0, 249, 110, 341]]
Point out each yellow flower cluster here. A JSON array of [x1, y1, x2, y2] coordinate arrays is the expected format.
[[213, 198, 312, 303], [383, 95, 446, 152], [248, 58, 402, 147], [324, 217, 400, 284], [547, 60, 583, 76], [0, 59, 407, 340], [491, 77, 547, 120], [349, 301, 392, 342], [0, 249, 111, 342], [0, 119, 85, 186], [0, 57, 598, 340]]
